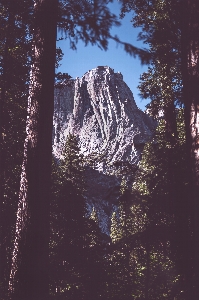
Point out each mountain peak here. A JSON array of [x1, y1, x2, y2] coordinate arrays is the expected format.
[[82, 65, 123, 82], [53, 66, 155, 233], [53, 66, 154, 172]]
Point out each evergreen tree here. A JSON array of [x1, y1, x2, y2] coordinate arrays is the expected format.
[[60, 133, 85, 192], [8, 1, 58, 299], [106, 182, 135, 300], [50, 135, 86, 299], [119, 0, 199, 297], [50, 134, 107, 300], [110, 211, 121, 244], [132, 109, 190, 299], [120, 0, 181, 142]]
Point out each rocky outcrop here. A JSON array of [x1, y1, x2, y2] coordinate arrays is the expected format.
[[53, 66, 154, 169], [53, 66, 155, 233]]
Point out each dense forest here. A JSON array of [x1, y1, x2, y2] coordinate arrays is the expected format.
[[0, 0, 199, 300]]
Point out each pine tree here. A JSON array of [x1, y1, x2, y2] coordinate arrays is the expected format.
[[50, 133, 87, 298], [131, 109, 190, 299], [110, 211, 121, 244], [8, 1, 58, 299], [60, 133, 85, 193], [119, 0, 199, 297], [50, 134, 111, 300]]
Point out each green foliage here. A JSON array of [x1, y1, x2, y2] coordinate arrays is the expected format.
[[121, 0, 182, 144], [58, 0, 151, 63], [50, 135, 86, 298], [50, 134, 108, 299], [131, 110, 190, 299], [110, 211, 121, 243], [118, 0, 196, 296], [58, 0, 120, 50], [106, 105, 188, 299], [60, 133, 86, 192]]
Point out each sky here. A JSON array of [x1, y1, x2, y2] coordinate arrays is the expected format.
[[57, 0, 150, 111]]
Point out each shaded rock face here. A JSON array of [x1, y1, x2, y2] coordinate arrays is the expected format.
[[53, 66, 155, 233]]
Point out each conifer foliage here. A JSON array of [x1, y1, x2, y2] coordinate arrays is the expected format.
[[119, 0, 199, 297], [61, 133, 85, 192], [50, 134, 86, 299], [50, 134, 107, 300]]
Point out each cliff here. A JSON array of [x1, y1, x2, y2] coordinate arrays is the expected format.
[[53, 66, 155, 233]]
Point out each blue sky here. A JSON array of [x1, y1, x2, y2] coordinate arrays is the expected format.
[[57, 0, 150, 111]]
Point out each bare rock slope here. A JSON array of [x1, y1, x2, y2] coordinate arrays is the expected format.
[[53, 66, 155, 232]]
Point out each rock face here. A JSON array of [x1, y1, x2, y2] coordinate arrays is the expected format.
[[53, 66, 155, 233]]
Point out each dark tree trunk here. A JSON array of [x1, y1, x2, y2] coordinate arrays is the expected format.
[[8, 1, 57, 299], [181, 1, 199, 299]]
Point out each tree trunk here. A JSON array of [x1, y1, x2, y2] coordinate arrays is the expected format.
[[181, 1, 199, 299], [8, 1, 57, 299]]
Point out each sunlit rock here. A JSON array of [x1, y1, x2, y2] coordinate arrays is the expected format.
[[53, 66, 155, 233]]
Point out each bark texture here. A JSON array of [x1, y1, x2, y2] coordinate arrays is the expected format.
[[181, 1, 199, 299], [9, 1, 57, 299]]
